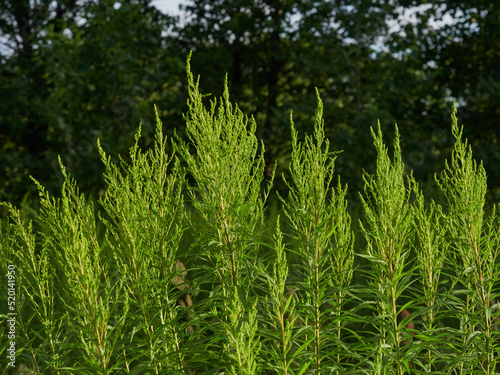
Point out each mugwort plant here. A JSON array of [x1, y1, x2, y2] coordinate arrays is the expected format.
[[1, 59, 499, 375]]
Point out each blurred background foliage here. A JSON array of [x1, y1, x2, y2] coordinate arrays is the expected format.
[[1, 0, 499, 209]]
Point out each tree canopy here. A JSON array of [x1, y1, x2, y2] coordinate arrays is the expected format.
[[1, 0, 499, 206]]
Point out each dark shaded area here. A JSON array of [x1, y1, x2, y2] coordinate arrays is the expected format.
[[1, 0, 499, 208]]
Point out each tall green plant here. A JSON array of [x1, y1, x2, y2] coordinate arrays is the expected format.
[[0, 204, 63, 374], [4, 62, 500, 375], [358, 123, 414, 375], [436, 104, 500, 374], [174, 53, 272, 374], [261, 216, 306, 375], [33, 159, 126, 374], [279, 90, 354, 374], [411, 184, 449, 372], [98, 110, 186, 374]]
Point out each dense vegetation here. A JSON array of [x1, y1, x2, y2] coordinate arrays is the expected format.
[[1, 1, 500, 373], [0, 0, 499, 207], [1, 58, 499, 374]]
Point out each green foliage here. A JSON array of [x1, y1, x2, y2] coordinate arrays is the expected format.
[[1, 64, 500, 375], [0, 204, 61, 374], [278, 89, 354, 373], [0, 0, 184, 204], [98, 110, 186, 374], [173, 53, 271, 373], [261, 217, 304, 375], [358, 122, 415, 375], [34, 160, 126, 373], [3, 0, 500, 210], [411, 182, 449, 372], [435, 103, 500, 374]]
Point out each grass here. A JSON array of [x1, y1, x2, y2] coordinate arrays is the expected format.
[[1, 57, 499, 374]]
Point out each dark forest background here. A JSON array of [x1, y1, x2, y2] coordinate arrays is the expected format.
[[1, 0, 499, 209]]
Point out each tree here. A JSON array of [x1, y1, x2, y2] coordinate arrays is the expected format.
[[0, 0, 184, 204], [429, 0, 500, 193], [176, 0, 427, 195]]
